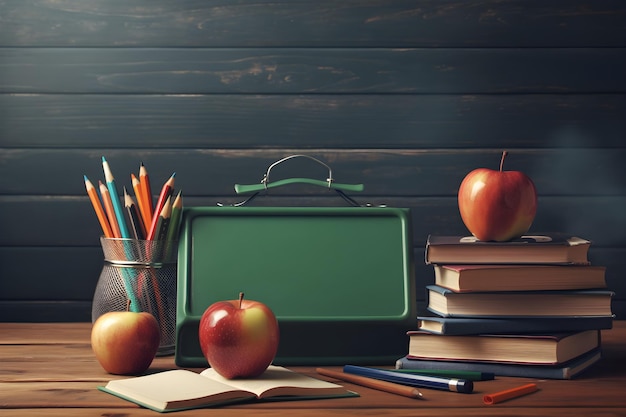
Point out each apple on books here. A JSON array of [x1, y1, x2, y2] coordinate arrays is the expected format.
[[199, 292, 280, 379], [458, 151, 538, 242], [91, 307, 161, 375]]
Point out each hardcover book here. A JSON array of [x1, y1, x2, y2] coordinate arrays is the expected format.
[[395, 348, 602, 380], [416, 315, 614, 336], [99, 365, 356, 413], [434, 264, 606, 293], [405, 329, 600, 365], [425, 234, 591, 265], [426, 285, 614, 317]]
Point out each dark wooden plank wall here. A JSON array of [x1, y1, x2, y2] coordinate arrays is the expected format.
[[1, 0, 625, 322]]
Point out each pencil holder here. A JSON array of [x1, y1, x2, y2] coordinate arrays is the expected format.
[[92, 237, 178, 356]]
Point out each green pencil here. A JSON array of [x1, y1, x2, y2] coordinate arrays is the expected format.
[[388, 368, 494, 381]]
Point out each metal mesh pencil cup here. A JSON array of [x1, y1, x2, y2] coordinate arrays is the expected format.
[[92, 237, 177, 356]]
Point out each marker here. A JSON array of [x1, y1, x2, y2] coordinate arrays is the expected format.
[[343, 365, 473, 394]]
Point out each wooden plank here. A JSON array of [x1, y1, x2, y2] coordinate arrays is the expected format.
[[4, 409, 626, 417], [1, 94, 624, 148], [0, 1, 624, 48], [2, 48, 625, 94], [1, 195, 626, 247], [1, 246, 625, 313], [1, 150, 625, 197]]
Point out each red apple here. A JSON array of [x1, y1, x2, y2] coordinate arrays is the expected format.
[[458, 151, 537, 242], [199, 292, 279, 379], [91, 310, 160, 375]]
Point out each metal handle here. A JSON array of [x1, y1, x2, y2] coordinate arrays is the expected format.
[[234, 154, 364, 194]]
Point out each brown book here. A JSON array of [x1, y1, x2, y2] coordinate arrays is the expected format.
[[406, 330, 600, 365], [434, 264, 606, 293], [425, 234, 591, 265]]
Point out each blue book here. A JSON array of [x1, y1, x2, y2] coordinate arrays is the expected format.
[[426, 285, 614, 317], [395, 348, 602, 380], [416, 315, 614, 335]]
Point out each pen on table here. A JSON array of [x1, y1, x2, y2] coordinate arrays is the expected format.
[[99, 181, 122, 238], [124, 187, 146, 240], [84, 175, 113, 238], [483, 383, 538, 405], [344, 365, 473, 394], [316, 368, 423, 400], [389, 368, 494, 381], [102, 156, 130, 238], [147, 173, 175, 240]]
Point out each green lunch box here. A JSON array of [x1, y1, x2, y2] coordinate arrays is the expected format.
[[174, 156, 416, 367]]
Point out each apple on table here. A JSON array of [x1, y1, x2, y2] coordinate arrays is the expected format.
[[458, 151, 537, 242], [91, 306, 161, 375], [199, 292, 279, 379]]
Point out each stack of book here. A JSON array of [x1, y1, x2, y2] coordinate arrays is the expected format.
[[396, 234, 614, 379]]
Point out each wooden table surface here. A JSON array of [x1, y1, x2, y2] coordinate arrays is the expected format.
[[1, 321, 625, 416]]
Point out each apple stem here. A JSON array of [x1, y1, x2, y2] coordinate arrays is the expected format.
[[126, 299, 131, 312], [499, 151, 508, 172], [239, 292, 244, 309]]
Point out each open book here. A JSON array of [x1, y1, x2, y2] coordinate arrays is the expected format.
[[99, 365, 357, 412]]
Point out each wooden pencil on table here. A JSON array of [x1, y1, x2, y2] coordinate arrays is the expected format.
[[316, 368, 423, 400], [147, 173, 175, 240], [124, 187, 146, 240], [84, 175, 114, 238], [99, 181, 122, 238]]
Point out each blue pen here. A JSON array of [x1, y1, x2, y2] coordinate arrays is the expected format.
[[343, 365, 473, 394]]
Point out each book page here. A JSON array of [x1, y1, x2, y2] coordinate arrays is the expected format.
[[200, 365, 347, 399], [104, 369, 254, 410]]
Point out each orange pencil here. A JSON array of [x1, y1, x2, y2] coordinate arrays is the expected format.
[[147, 173, 175, 240], [139, 163, 154, 224], [316, 368, 423, 400], [131, 173, 150, 232], [99, 180, 122, 238], [483, 383, 538, 405], [84, 175, 113, 238]]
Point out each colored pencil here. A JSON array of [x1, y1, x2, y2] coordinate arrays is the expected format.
[[166, 190, 183, 242], [84, 175, 113, 238], [147, 173, 175, 240], [102, 157, 130, 238], [131, 173, 150, 232], [139, 162, 154, 224], [316, 368, 423, 400], [153, 196, 172, 242], [99, 181, 122, 238], [124, 187, 146, 240]]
